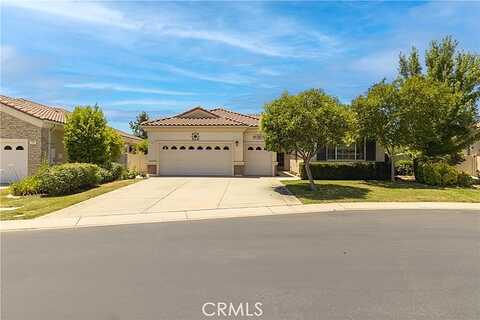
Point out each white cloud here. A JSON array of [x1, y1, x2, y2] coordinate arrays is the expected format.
[[64, 83, 194, 96], [159, 64, 254, 85], [350, 49, 401, 78], [2, 0, 140, 30], [107, 99, 195, 107], [3, 1, 340, 58]]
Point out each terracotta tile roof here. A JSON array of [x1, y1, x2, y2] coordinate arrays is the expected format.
[[0, 95, 68, 124], [115, 128, 143, 141], [143, 107, 260, 127]]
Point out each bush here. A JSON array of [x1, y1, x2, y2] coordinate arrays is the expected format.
[[122, 168, 139, 180], [39, 163, 101, 196], [395, 159, 414, 176], [10, 176, 42, 196], [457, 172, 474, 187], [109, 162, 124, 181], [299, 162, 390, 180], [97, 167, 115, 184], [417, 160, 473, 187]]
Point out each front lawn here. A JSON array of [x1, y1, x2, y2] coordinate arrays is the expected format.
[[0, 179, 139, 220], [283, 180, 480, 204]]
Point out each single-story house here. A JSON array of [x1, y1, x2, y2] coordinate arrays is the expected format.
[[0, 95, 144, 184], [142, 107, 277, 176], [457, 139, 480, 176]]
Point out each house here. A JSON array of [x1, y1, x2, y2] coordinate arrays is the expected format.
[[142, 107, 276, 176], [0, 95, 144, 184], [457, 139, 480, 177]]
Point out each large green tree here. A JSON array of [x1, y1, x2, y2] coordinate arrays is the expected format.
[[129, 111, 150, 139], [261, 89, 352, 190], [398, 36, 480, 160], [64, 106, 115, 165], [399, 76, 478, 160], [353, 81, 404, 181]]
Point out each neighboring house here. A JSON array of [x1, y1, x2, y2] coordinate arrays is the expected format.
[[280, 140, 386, 174], [457, 139, 480, 177], [0, 95, 144, 184], [142, 107, 276, 176]]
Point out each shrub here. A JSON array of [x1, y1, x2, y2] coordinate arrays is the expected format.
[[109, 162, 124, 181], [39, 163, 101, 195], [122, 168, 139, 180], [299, 162, 390, 180], [10, 176, 42, 196], [97, 167, 114, 184], [395, 159, 414, 176], [457, 172, 474, 187]]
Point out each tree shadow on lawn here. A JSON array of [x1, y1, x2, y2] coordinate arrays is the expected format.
[[280, 183, 370, 201]]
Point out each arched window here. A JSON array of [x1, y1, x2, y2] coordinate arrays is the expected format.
[[162, 146, 169, 150], [197, 146, 203, 150], [179, 146, 186, 150], [15, 146, 24, 150], [263, 147, 267, 151], [247, 146, 254, 150], [171, 146, 178, 150], [223, 146, 230, 150], [3, 145, 12, 150], [188, 146, 195, 150], [214, 146, 221, 150], [206, 146, 212, 150], [255, 146, 262, 150]]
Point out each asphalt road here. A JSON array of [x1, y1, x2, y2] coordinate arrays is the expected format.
[[2, 210, 479, 320]]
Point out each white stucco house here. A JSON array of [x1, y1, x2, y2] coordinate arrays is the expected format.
[[142, 107, 277, 176]]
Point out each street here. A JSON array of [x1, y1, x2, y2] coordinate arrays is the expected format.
[[2, 210, 479, 320]]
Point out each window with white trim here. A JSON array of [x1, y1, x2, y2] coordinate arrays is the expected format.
[[326, 140, 366, 161]]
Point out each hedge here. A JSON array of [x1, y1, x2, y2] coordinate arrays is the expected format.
[[39, 163, 101, 195], [299, 161, 391, 180]]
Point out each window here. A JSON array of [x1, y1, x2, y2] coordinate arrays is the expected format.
[[188, 146, 195, 150], [206, 146, 212, 150], [171, 146, 178, 150], [197, 146, 203, 150], [15, 146, 24, 150], [248, 146, 254, 150], [326, 140, 365, 161], [162, 146, 169, 150], [223, 146, 229, 150], [214, 146, 221, 150], [255, 146, 262, 151], [179, 146, 185, 150], [3, 145, 12, 150]]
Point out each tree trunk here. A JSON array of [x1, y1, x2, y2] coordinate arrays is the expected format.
[[304, 159, 317, 191], [390, 155, 395, 182]]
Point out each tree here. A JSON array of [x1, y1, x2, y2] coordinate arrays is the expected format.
[[129, 111, 149, 139], [353, 81, 404, 181], [398, 36, 480, 160], [136, 139, 148, 154], [261, 89, 352, 191], [64, 106, 110, 165], [399, 76, 479, 161], [106, 127, 124, 162]]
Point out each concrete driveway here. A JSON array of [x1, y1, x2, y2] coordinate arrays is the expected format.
[[45, 177, 300, 218]]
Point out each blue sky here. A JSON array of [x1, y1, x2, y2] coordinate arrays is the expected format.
[[1, 1, 479, 132]]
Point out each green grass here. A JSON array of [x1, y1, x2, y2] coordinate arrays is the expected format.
[[0, 179, 139, 220], [282, 180, 480, 204]]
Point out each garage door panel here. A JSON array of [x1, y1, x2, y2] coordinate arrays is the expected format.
[[244, 146, 273, 176], [159, 146, 232, 176], [1, 139, 28, 184]]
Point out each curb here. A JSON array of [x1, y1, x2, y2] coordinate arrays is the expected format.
[[1, 202, 479, 232]]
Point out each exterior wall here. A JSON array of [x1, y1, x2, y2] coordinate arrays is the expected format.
[[145, 126, 276, 176], [457, 140, 480, 176], [49, 127, 66, 164], [0, 110, 44, 175]]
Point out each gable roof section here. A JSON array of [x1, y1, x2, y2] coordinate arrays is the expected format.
[[0, 95, 68, 124], [143, 106, 260, 127]]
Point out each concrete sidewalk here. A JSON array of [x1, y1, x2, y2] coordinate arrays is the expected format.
[[1, 202, 479, 232]]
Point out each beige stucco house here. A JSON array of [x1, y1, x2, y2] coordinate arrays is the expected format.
[[142, 107, 276, 176], [0, 95, 143, 184]]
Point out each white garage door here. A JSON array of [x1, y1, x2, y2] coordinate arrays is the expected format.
[[244, 145, 273, 176], [159, 144, 233, 176], [0, 139, 28, 184]]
